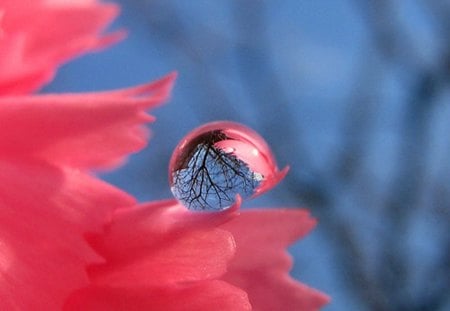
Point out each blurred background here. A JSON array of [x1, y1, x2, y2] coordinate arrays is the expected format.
[[43, 1, 450, 310]]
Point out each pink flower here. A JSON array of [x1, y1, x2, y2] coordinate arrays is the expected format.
[[0, 70, 175, 309], [0, 0, 329, 310]]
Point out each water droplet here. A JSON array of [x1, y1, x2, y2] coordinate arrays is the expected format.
[[169, 121, 288, 211]]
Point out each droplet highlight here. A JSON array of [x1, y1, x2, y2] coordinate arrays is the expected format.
[[169, 121, 287, 211]]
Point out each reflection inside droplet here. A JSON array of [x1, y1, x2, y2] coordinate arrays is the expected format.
[[169, 121, 285, 211]]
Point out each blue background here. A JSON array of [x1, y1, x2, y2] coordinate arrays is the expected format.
[[43, 1, 450, 310]]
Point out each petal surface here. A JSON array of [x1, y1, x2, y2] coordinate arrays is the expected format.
[[65, 281, 251, 311], [221, 209, 330, 311], [0, 73, 176, 169], [87, 200, 240, 287]]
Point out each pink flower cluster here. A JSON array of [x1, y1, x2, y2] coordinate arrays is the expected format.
[[0, 0, 329, 310]]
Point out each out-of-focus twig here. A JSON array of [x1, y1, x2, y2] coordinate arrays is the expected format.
[[356, 0, 450, 309], [136, 0, 239, 120], [232, 1, 391, 310]]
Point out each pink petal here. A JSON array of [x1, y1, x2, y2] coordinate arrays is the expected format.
[[87, 200, 240, 287], [64, 281, 251, 311], [0, 1, 122, 94], [0, 158, 135, 310], [221, 209, 330, 310], [0, 73, 176, 169]]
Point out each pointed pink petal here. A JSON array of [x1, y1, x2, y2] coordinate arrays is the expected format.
[[0, 2, 122, 94], [0, 158, 134, 310], [0, 73, 176, 169], [64, 281, 251, 311], [87, 200, 240, 287], [253, 166, 289, 197], [221, 209, 330, 310]]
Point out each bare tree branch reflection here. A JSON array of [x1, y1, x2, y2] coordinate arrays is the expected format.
[[171, 130, 260, 210]]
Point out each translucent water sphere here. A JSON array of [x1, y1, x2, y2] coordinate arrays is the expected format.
[[169, 121, 287, 211]]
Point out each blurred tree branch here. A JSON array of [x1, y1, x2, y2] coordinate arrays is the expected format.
[[356, 1, 450, 309], [131, 0, 450, 309]]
